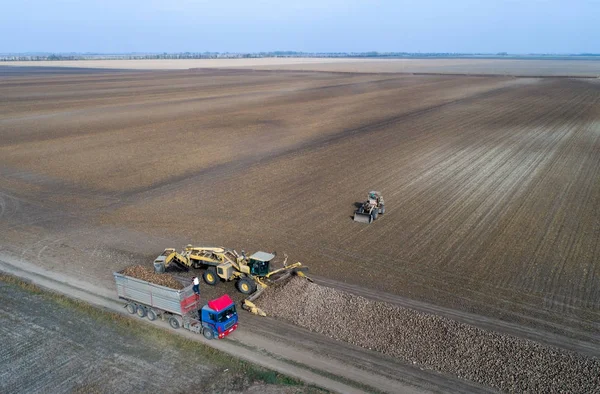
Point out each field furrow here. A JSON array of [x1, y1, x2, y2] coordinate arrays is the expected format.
[[2, 69, 599, 353]]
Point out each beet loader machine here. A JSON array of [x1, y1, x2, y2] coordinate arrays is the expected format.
[[153, 245, 311, 316], [354, 191, 385, 223]]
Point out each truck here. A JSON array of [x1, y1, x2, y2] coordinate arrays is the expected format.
[[113, 271, 238, 340]]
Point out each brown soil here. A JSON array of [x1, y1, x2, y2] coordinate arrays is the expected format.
[[2, 67, 600, 391], [121, 265, 183, 289], [0, 276, 318, 394], [3, 58, 600, 76]]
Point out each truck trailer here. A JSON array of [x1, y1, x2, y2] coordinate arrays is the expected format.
[[114, 271, 238, 340]]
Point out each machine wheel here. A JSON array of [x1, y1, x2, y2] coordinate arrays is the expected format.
[[237, 278, 257, 295], [147, 309, 157, 321], [379, 204, 385, 214], [203, 267, 218, 285], [136, 305, 147, 318], [168, 316, 180, 329], [368, 214, 373, 223], [126, 303, 136, 314], [202, 327, 215, 340], [372, 209, 378, 220]]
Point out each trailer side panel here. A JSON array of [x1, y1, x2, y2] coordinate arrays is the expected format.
[[114, 272, 197, 316]]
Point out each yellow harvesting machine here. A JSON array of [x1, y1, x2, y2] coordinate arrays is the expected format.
[[153, 245, 310, 316]]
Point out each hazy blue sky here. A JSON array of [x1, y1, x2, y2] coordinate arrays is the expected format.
[[1, 0, 598, 53]]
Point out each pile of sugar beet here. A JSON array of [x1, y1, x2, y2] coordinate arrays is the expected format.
[[122, 265, 183, 290], [256, 277, 600, 393]]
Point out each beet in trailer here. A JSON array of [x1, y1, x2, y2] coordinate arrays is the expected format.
[[113, 271, 238, 340]]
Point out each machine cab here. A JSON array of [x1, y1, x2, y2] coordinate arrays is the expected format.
[[201, 294, 238, 339], [247, 251, 275, 276], [368, 191, 381, 205]]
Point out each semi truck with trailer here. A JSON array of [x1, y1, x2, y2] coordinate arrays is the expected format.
[[114, 270, 238, 340]]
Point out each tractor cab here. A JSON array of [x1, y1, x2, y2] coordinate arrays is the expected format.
[[247, 251, 275, 276], [368, 191, 381, 205]]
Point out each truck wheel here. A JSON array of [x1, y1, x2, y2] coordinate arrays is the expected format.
[[136, 305, 147, 318], [237, 278, 256, 295], [126, 303, 136, 314], [368, 214, 373, 223], [202, 327, 214, 340], [203, 267, 218, 285], [169, 316, 180, 329], [372, 209, 378, 220], [147, 309, 157, 321]]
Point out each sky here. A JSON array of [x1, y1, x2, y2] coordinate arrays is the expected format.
[[1, 0, 599, 54]]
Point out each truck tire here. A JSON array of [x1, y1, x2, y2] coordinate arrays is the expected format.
[[372, 209, 378, 220], [203, 267, 218, 285], [380, 204, 385, 214], [126, 303, 136, 314], [136, 305, 147, 318], [202, 327, 214, 340], [237, 277, 257, 295], [168, 316, 180, 329], [368, 214, 373, 223], [147, 309, 157, 321]]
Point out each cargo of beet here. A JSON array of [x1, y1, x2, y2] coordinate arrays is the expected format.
[[114, 270, 238, 340]]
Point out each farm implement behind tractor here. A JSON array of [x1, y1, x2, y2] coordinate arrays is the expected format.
[[153, 245, 311, 316]]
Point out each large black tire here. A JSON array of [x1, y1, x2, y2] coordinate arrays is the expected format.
[[126, 303, 136, 314], [136, 305, 147, 318], [169, 316, 180, 329], [203, 327, 214, 340], [147, 309, 157, 321], [379, 204, 385, 214], [237, 277, 257, 295], [203, 267, 218, 285], [368, 214, 373, 223], [372, 209, 378, 220]]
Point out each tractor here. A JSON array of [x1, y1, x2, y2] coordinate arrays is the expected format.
[[353, 191, 385, 223]]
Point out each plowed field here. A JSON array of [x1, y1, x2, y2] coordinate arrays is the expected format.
[[1, 68, 599, 346]]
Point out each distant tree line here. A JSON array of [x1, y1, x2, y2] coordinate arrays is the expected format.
[[2, 51, 600, 62]]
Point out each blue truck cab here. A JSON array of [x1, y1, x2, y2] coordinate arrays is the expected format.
[[200, 294, 238, 340]]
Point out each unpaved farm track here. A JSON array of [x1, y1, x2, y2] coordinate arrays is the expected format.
[[1, 68, 600, 392]]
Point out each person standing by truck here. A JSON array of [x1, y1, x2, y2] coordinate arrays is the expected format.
[[192, 276, 200, 295]]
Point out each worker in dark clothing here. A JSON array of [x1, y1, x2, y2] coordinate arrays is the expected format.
[[192, 276, 200, 296]]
